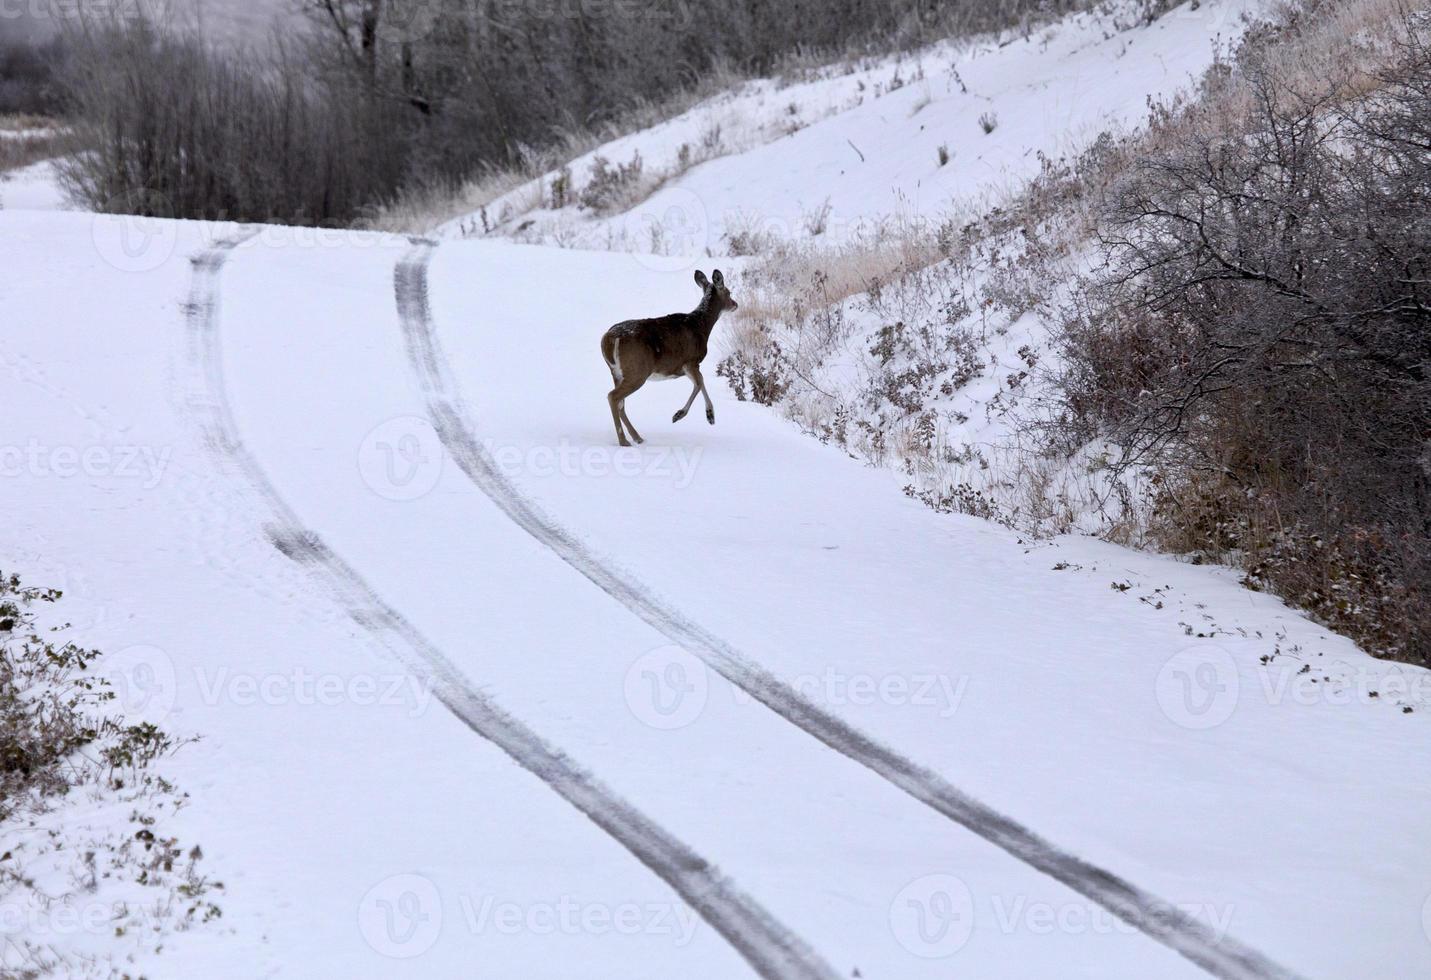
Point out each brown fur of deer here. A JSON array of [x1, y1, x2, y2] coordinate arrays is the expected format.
[[600, 269, 738, 447]]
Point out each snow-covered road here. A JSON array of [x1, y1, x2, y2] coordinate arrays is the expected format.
[[5, 210, 1429, 977], [205, 225, 1219, 978], [392, 238, 1299, 980]]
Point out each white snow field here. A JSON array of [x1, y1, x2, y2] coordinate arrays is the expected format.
[[2, 208, 1429, 979], [0, 160, 72, 213], [3, 1, 1431, 978]]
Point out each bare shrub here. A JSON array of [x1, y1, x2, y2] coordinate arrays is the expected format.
[[0, 122, 72, 174], [57, 23, 409, 225], [723, 212, 784, 257], [1, 572, 222, 973], [716, 341, 795, 406], [579, 152, 645, 214], [802, 198, 834, 237], [548, 167, 573, 210], [1054, 7, 1431, 665], [364, 74, 742, 233]]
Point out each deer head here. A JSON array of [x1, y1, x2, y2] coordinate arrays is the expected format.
[[696, 269, 738, 312]]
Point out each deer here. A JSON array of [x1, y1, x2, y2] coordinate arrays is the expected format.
[[600, 269, 739, 448]]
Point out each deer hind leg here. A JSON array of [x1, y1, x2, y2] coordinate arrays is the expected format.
[[609, 375, 648, 447], [619, 397, 644, 445], [607, 389, 631, 447], [604, 335, 640, 447]]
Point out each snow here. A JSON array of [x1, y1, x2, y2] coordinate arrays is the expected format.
[[452, 0, 1262, 255], [3, 1, 1430, 977], [0, 160, 72, 213], [3, 206, 1428, 978]]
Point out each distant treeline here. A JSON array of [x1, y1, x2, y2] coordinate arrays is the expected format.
[[43, 0, 1091, 224], [0, 32, 70, 116]]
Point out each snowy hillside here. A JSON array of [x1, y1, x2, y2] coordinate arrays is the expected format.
[[450, 0, 1257, 253], [3, 2, 1430, 978]]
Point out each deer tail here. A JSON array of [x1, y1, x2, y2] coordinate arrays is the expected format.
[[602, 334, 623, 383]]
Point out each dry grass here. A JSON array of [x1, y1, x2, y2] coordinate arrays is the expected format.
[[0, 116, 71, 174], [358, 165, 540, 236], [0, 113, 54, 131], [731, 213, 948, 327]]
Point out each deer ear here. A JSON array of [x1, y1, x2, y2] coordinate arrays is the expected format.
[[694, 270, 711, 289], [712, 269, 724, 285]]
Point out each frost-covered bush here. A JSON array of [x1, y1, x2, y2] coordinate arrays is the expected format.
[[579, 153, 645, 214], [1055, 8, 1431, 665], [1, 572, 222, 976]]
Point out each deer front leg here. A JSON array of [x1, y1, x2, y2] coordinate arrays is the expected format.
[[691, 365, 715, 425], [673, 373, 702, 424]]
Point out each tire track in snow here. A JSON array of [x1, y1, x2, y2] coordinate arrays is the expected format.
[[395, 240, 1305, 980], [179, 234, 839, 980]]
